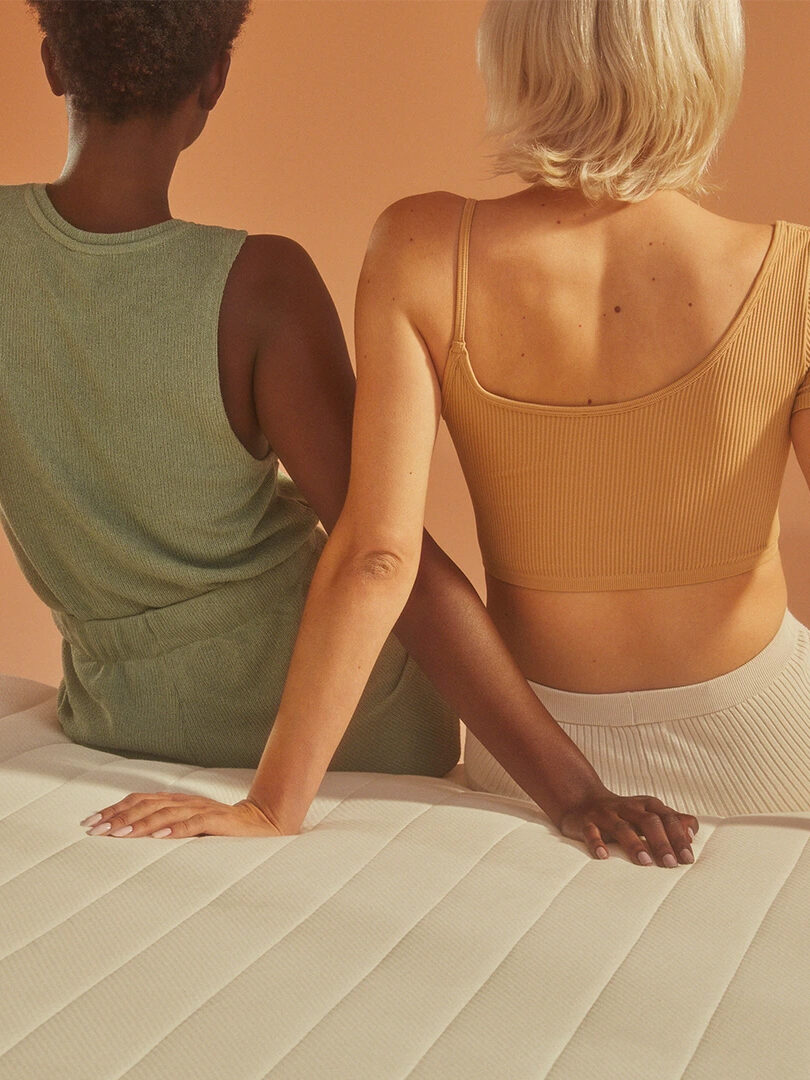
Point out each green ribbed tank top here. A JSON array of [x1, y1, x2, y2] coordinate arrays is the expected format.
[[0, 182, 459, 775]]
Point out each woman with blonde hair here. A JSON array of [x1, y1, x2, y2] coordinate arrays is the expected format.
[[5, 0, 698, 867], [170, 0, 809, 840]]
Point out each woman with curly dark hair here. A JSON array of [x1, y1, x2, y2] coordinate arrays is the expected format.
[[1, 0, 697, 865]]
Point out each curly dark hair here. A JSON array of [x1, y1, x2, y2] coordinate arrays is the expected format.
[[25, 0, 252, 123]]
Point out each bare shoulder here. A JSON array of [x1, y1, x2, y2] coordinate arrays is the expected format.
[[361, 192, 471, 356], [705, 210, 810, 283], [615, 199, 788, 285], [238, 233, 321, 293], [366, 190, 468, 260], [724, 214, 791, 284], [689, 205, 783, 255], [226, 233, 332, 340]]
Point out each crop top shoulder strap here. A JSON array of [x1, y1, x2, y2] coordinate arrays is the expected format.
[[451, 197, 478, 346], [438, 199, 810, 593]]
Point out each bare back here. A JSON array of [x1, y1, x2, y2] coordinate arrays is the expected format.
[[412, 186, 789, 692]]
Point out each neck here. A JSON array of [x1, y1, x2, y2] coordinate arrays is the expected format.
[[46, 107, 184, 232]]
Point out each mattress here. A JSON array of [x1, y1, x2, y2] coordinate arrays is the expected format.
[[1, 670, 809, 1080]]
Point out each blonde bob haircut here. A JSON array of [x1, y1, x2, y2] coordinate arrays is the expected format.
[[476, 0, 745, 203]]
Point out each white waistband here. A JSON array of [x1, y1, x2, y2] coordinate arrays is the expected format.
[[527, 607, 803, 726]]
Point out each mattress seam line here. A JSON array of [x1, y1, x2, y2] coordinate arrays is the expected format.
[[111, 784, 464, 1080], [268, 816, 533, 1076], [1, 773, 382, 1053], [678, 832, 810, 1077]]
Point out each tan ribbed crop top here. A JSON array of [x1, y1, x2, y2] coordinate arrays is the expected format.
[[440, 198, 810, 592]]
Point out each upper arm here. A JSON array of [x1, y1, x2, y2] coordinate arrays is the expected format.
[[340, 198, 445, 564], [250, 236, 356, 533], [790, 276, 810, 489], [791, 400, 810, 491]]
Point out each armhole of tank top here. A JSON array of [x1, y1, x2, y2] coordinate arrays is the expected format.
[[444, 198, 477, 397]]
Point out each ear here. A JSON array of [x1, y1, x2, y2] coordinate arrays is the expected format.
[[40, 36, 65, 97], [199, 49, 231, 112]]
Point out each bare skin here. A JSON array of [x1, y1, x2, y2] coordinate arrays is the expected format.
[[53, 146, 789, 695], [39, 39, 705, 865], [400, 185, 793, 693]]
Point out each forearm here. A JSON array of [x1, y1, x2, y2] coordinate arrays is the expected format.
[[246, 534, 417, 833], [393, 533, 606, 827], [247, 525, 606, 834]]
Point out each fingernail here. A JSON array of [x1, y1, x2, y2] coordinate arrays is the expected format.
[[80, 813, 102, 827], [595, 846, 608, 859], [88, 822, 111, 835], [109, 825, 133, 837], [662, 853, 678, 868], [687, 827, 695, 841], [151, 828, 172, 838], [680, 848, 695, 863], [637, 851, 653, 865]]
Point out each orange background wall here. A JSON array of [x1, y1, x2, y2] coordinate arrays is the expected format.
[[1, 0, 809, 687]]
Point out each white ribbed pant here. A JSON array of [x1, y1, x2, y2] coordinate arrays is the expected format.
[[463, 606, 810, 816]]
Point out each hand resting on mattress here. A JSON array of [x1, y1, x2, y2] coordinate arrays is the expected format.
[[79, 787, 694, 870], [80, 793, 282, 838]]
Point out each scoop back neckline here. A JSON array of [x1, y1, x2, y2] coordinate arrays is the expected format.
[[449, 218, 785, 417]]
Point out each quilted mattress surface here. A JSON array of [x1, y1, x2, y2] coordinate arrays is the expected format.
[[1, 671, 809, 1080]]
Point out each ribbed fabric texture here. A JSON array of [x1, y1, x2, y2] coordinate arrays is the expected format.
[[1, 181, 316, 617], [464, 606, 810, 815], [441, 198, 810, 591], [0, 182, 459, 773]]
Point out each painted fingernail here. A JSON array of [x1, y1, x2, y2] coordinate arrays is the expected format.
[[595, 846, 608, 859], [109, 825, 133, 836], [662, 853, 678, 868], [88, 822, 111, 835], [687, 827, 695, 841], [680, 848, 695, 863], [637, 851, 653, 865], [80, 813, 102, 827], [151, 828, 172, 838]]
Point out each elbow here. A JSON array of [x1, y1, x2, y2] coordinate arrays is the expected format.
[[345, 547, 417, 587], [326, 513, 421, 591]]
